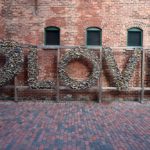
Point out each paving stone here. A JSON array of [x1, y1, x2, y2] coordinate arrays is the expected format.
[[0, 101, 149, 150]]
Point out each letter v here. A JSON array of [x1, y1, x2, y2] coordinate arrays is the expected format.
[[103, 47, 141, 91]]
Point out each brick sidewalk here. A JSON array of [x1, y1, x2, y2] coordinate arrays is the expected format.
[[0, 101, 149, 150]]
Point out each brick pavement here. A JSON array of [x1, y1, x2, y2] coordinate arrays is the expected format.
[[0, 101, 150, 150]]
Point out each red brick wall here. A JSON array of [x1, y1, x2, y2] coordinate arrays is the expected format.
[[0, 0, 150, 100], [1, 0, 149, 46]]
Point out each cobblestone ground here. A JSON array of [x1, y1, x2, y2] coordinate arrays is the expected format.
[[0, 101, 150, 150]]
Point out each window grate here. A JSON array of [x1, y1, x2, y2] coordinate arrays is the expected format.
[[45, 27, 60, 45], [87, 27, 102, 46], [128, 28, 143, 47]]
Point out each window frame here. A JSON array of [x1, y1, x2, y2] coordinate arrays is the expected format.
[[44, 26, 60, 46], [127, 27, 143, 47], [86, 27, 102, 47]]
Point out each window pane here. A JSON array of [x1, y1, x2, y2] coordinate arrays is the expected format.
[[87, 30, 101, 46], [45, 30, 60, 45], [128, 31, 142, 46]]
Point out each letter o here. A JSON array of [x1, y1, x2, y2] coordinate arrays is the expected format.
[[59, 47, 101, 90]]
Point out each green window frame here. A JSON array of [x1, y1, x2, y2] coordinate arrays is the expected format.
[[127, 27, 143, 47], [45, 26, 60, 45], [86, 27, 102, 46]]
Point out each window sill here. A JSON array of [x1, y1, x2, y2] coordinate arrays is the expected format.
[[125, 46, 143, 51], [39, 45, 102, 50], [86, 46, 102, 49], [40, 45, 60, 49]]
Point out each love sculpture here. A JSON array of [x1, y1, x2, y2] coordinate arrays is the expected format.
[[0, 40, 142, 91]]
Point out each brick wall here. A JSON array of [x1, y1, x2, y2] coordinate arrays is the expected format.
[[0, 0, 150, 100]]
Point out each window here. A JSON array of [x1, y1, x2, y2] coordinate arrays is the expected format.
[[127, 27, 143, 47], [45, 26, 60, 45], [87, 27, 102, 46]]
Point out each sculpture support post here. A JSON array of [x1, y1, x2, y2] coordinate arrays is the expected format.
[[141, 49, 145, 103]]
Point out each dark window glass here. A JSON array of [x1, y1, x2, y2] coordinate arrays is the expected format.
[[128, 28, 143, 47], [45, 27, 60, 45], [87, 28, 101, 46]]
